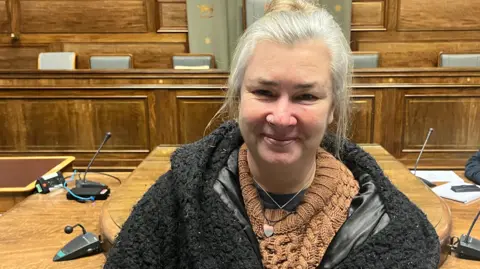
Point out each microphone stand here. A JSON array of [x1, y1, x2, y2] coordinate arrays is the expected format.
[[413, 128, 435, 187], [76, 132, 111, 188]]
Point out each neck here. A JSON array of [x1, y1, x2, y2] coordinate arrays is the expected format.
[[247, 150, 316, 194]]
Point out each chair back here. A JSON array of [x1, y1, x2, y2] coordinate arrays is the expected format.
[[38, 52, 76, 70], [172, 54, 214, 70], [352, 52, 379, 69], [89, 55, 133, 69], [438, 52, 480, 67]]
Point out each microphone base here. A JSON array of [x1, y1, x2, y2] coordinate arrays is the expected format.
[[455, 234, 480, 260], [76, 179, 107, 188], [66, 186, 110, 201], [416, 176, 436, 188]]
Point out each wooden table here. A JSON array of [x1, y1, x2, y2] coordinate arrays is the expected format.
[[0, 156, 75, 213], [0, 172, 128, 269], [99, 144, 479, 268]]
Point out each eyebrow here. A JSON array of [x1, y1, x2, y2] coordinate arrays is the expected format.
[[254, 79, 318, 90]]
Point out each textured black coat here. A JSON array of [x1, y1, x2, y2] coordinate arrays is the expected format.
[[104, 121, 440, 269]]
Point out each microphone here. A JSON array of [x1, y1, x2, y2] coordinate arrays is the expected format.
[[76, 132, 111, 188], [64, 224, 87, 235], [53, 223, 102, 262], [413, 128, 435, 187], [451, 210, 480, 260]]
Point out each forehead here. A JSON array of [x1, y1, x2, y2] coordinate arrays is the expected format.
[[243, 39, 332, 86]]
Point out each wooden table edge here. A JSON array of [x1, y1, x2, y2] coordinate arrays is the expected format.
[[0, 156, 75, 193]]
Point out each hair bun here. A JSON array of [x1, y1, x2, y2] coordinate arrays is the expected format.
[[265, 0, 318, 14]]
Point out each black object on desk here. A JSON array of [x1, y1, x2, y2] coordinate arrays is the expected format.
[[451, 185, 480, 193], [53, 224, 102, 262], [66, 186, 110, 201]]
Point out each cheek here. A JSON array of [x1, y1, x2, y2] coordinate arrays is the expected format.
[[297, 106, 331, 132], [239, 98, 265, 123]]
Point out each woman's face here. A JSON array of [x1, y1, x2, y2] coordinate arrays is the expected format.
[[238, 39, 334, 166]]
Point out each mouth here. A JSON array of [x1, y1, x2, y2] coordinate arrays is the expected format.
[[263, 135, 297, 146]]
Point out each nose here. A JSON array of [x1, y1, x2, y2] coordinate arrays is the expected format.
[[266, 97, 297, 127]]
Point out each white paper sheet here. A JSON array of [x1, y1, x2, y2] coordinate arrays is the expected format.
[[411, 170, 465, 183], [432, 182, 480, 203]]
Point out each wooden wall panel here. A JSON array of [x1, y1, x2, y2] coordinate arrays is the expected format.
[[352, 0, 480, 67], [398, 0, 480, 31], [62, 43, 187, 69], [0, 100, 17, 150], [357, 41, 480, 67], [351, 0, 385, 31], [0, 69, 479, 169], [157, 0, 187, 32], [0, 45, 48, 69], [0, 0, 9, 33], [350, 96, 375, 143], [403, 94, 480, 150], [176, 94, 224, 144], [19, 0, 148, 33], [13, 97, 149, 152]]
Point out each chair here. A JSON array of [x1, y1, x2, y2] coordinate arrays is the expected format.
[[438, 52, 480, 67], [172, 54, 215, 70], [352, 52, 379, 69], [38, 52, 76, 70], [89, 55, 133, 70]]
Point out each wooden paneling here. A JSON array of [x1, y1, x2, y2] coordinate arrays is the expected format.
[[0, 100, 16, 150], [352, 0, 480, 66], [0, 69, 478, 169], [14, 97, 149, 151], [62, 43, 187, 69], [0, 0, 9, 33], [398, 0, 480, 31], [0, 45, 48, 69], [19, 0, 148, 33], [157, 0, 187, 32], [0, 0, 188, 71], [176, 92, 224, 144], [357, 41, 480, 67], [403, 94, 480, 150], [0, 89, 153, 168], [351, 0, 385, 30], [350, 96, 375, 143]]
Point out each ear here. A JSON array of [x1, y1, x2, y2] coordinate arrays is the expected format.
[[328, 107, 334, 124]]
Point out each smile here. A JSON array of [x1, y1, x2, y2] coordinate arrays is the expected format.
[[264, 135, 296, 146]]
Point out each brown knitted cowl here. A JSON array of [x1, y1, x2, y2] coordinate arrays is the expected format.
[[238, 145, 359, 268]]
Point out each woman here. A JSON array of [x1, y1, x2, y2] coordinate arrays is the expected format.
[[104, 1, 439, 268]]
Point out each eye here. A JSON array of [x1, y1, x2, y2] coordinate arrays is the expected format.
[[295, 94, 318, 101], [253, 89, 274, 97]]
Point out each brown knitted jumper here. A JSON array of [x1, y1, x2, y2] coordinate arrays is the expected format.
[[238, 145, 359, 268]]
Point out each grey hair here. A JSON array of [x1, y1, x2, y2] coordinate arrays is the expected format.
[[210, 0, 352, 158]]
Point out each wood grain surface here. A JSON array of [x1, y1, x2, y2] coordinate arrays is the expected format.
[[0, 171, 128, 269]]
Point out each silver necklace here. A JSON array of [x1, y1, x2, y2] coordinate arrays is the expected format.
[[255, 180, 306, 210], [254, 178, 311, 237]]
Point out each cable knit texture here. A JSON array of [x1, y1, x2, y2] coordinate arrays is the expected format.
[[104, 121, 440, 269], [238, 145, 359, 268]]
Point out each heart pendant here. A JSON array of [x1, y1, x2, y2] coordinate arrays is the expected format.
[[263, 223, 274, 237]]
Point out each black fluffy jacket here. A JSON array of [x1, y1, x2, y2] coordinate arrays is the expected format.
[[104, 121, 440, 269]]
